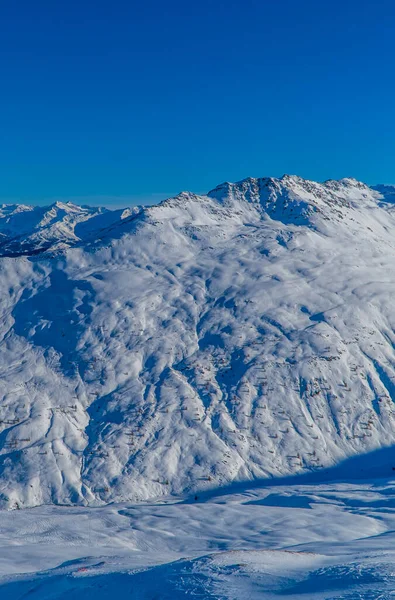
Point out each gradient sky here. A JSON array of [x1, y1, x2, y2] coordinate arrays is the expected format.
[[1, 0, 395, 205]]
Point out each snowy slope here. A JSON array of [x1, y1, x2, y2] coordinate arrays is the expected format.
[[1, 175, 395, 508], [2, 479, 395, 599]]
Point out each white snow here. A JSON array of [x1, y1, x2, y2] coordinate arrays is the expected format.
[[3, 174, 395, 596], [0, 175, 394, 511], [2, 476, 395, 598]]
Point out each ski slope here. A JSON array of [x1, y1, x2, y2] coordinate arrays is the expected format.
[[1, 175, 395, 508], [1, 475, 395, 598]]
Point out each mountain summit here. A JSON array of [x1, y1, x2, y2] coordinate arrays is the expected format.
[[0, 176, 395, 508]]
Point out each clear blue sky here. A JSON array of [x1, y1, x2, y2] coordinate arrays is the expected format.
[[1, 0, 395, 205]]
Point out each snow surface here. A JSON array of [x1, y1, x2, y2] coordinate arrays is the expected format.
[[2, 475, 395, 598], [1, 175, 395, 509]]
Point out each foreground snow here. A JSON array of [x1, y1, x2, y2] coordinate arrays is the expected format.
[[1, 473, 395, 598]]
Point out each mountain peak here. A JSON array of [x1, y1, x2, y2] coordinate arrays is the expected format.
[[48, 200, 85, 213], [206, 174, 376, 224], [2, 172, 395, 509]]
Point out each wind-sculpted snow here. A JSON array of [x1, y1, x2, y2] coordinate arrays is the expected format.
[[2, 477, 395, 599], [1, 175, 395, 508]]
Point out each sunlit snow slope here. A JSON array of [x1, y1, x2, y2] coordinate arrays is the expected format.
[[1, 175, 395, 508]]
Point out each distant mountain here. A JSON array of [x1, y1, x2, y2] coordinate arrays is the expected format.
[[0, 201, 142, 257], [1, 176, 395, 508]]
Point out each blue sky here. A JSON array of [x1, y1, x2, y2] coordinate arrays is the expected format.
[[1, 0, 395, 205]]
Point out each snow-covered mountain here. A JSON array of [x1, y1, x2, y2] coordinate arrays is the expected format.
[[2, 175, 395, 508], [0, 201, 140, 257]]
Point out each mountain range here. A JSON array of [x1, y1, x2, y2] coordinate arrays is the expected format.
[[1, 175, 395, 508]]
